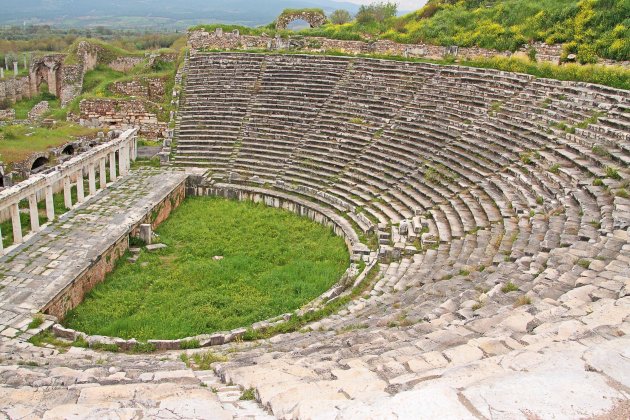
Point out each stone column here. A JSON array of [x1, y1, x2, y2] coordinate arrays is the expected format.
[[109, 151, 117, 182], [63, 176, 72, 209], [13, 62, 18, 77], [88, 164, 96, 196], [76, 171, 85, 203], [11, 203, 22, 244], [99, 158, 107, 189], [128, 139, 134, 162], [0, 68, 4, 79], [133, 136, 138, 160], [28, 194, 39, 233], [119, 146, 129, 176], [45, 185, 55, 222]]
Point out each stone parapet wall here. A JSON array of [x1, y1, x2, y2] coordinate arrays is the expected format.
[[192, 29, 613, 65], [79, 98, 168, 139]]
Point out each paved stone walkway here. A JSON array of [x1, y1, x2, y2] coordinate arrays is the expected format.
[[0, 168, 188, 342]]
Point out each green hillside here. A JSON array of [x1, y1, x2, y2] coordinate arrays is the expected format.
[[306, 0, 629, 62]]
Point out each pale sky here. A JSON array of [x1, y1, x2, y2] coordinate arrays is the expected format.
[[334, 0, 428, 12]]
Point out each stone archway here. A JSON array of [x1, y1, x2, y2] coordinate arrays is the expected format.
[[276, 10, 327, 31], [29, 55, 65, 98]]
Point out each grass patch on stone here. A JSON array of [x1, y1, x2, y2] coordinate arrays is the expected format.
[[27, 314, 44, 329], [181, 350, 227, 370], [0, 122, 99, 164], [63, 196, 350, 340], [501, 281, 519, 293]]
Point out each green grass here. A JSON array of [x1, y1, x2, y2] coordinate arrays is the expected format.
[[63, 196, 350, 340], [12, 92, 60, 120], [82, 66, 126, 96], [303, 0, 628, 61], [0, 123, 99, 164]]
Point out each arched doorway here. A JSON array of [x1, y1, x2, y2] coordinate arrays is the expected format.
[[31, 156, 49, 173], [62, 144, 75, 156], [286, 19, 312, 31]]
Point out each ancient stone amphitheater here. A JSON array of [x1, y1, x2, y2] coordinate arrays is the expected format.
[[1, 52, 629, 419]]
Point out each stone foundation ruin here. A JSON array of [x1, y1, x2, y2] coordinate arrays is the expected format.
[[78, 99, 168, 139], [188, 28, 565, 64]]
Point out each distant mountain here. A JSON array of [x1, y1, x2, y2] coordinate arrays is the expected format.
[[0, 0, 361, 29]]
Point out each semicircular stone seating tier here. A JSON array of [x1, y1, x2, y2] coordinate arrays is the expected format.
[[169, 52, 630, 418], [275, 10, 327, 30], [0, 52, 628, 419]]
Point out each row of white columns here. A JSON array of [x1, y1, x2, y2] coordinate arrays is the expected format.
[[0, 139, 137, 254]]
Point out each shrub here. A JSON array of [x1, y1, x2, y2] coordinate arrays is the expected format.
[[501, 282, 519, 293], [605, 166, 621, 180], [592, 145, 610, 157], [514, 295, 532, 307], [577, 259, 591, 269], [577, 43, 598, 65], [240, 388, 256, 400], [617, 189, 629, 199], [527, 46, 537, 62]]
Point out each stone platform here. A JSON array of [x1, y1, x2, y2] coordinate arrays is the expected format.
[[0, 168, 187, 341]]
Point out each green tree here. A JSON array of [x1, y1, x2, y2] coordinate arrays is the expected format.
[[330, 9, 352, 25], [356, 2, 398, 24]]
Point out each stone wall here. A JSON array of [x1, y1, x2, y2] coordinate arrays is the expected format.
[[108, 56, 145, 72], [188, 181, 368, 258], [110, 77, 166, 100], [79, 99, 168, 139], [0, 109, 15, 121], [517, 42, 563, 63], [59, 65, 84, 107], [27, 101, 49, 120], [189, 29, 563, 64], [0, 76, 32, 105]]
